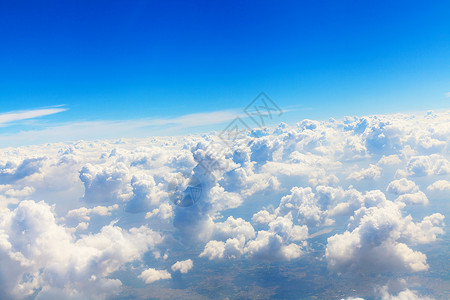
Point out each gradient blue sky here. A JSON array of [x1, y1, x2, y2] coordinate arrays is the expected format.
[[0, 1, 449, 145]]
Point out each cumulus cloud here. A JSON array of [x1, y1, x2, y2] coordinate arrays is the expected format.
[[344, 287, 435, 300], [395, 191, 429, 205], [379, 287, 434, 300], [253, 186, 334, 228], [0, 200, 163, 299], [145, 202, 173, 220], [171, 259, 194, 274], [347, 164, 381, 181], [0, 109, 449, 298], [138, 268, 171, 284], [427, 180, 450, 192], [200, 216, 308, 261], [0, 158, 45, 185], [386, 179, 429, 205], [79, 163, 130, 203], [386, 178, 419, 195], [326, 199, 444, 274], [66, 204, 119, 221], [405, 155, 450, 177]]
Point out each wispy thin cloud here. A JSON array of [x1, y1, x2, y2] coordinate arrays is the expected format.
[[146, 110, 239, 128], [0, 107, 67, 126], [0, 107, 294, 147], [0, 109, 247, 147], [445, 92, 450, 98]]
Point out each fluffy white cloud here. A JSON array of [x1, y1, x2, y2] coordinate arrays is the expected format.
[[385, 179, 428, 205], [0, 158, 45, 185], [344, 287, 435, 300], [0, 200, 163, 299], [386, 178, 419, 195], [395, 191, 428, 205], [379, 287, 434, 300], [326, 200, 444, 274], [273, 187, 332, 227], [138, 268, 171, 284], [427, 180, 450, 192], [126, 174, 168, 213], [244, 229, 303, 261], [347, 164, 381, 181], [145, 202, 173, 220], [0, 110, 449, 298], [200, 216, 308, 261], [171, 259, 193, 274], [79, 163, 130, 204], [66, 204, 119, 221], [406, 155, 450, 177]]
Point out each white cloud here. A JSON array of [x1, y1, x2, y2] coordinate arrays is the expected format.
[[378, 155, 402, 166], [200, 216, 308, 261], [346, 286, 435, 300], [0, 109, 241, 148], [347, 164, 381, 181], [274, 187, 331, 227], [244, 229, 303, 261], [0, 109, 449, 298], [406, 155, 450, 177], [326, 200, 444, 274], [427, 180, 450, 192], [171, 259, 194, 274], [380, 286, 434, 300], [66, 204, 119, 221], [0, 200, 163, 299], [138, 268, 171, 284], [145, 202, 173, 220], [0, 107, 66, 126], [395, 191, 429, 205], [386, 178, 419, 195], [79, 163, 130, 204]]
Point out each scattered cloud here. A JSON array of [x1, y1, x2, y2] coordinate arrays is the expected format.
[[0, 109, 448, 298], [171, 259, 193, 274], [138, 268, 171, 284]]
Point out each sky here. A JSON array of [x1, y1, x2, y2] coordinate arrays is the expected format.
[[0, 3, 450, 299], [0, 0, 449, 144]]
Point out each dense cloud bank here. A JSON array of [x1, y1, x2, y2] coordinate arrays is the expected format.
[[0, 111, 449, 299]]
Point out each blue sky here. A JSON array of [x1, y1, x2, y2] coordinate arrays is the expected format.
[[0, 0, 449, 145]]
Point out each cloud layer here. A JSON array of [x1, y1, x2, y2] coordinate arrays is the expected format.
[[0, 110, 448, 299]]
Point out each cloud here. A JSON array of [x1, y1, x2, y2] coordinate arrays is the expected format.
[[0, 200, 163, 299], [345, 286, 435, 300], [427, 180, 450, 192], [347, 164, 381, 181], [138, 268, 171, 284], [405, 155, 450, 177], [379, 286, 435, 300], [326, 199, 444, 274], [395, 191, 428, 205], [79, 163, 130, 204], [171, 259, 193, 274], [244, 227, 304, 261], [200, 216, 308, 261], [0, 109, 449, 298], [149, 110, 239, 128], [386, 178, 419, 195], [65, 204, 119, 222], [0, 107, 66, 127], [0, 158, 45, 185], [0, 109, 241, 148]]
